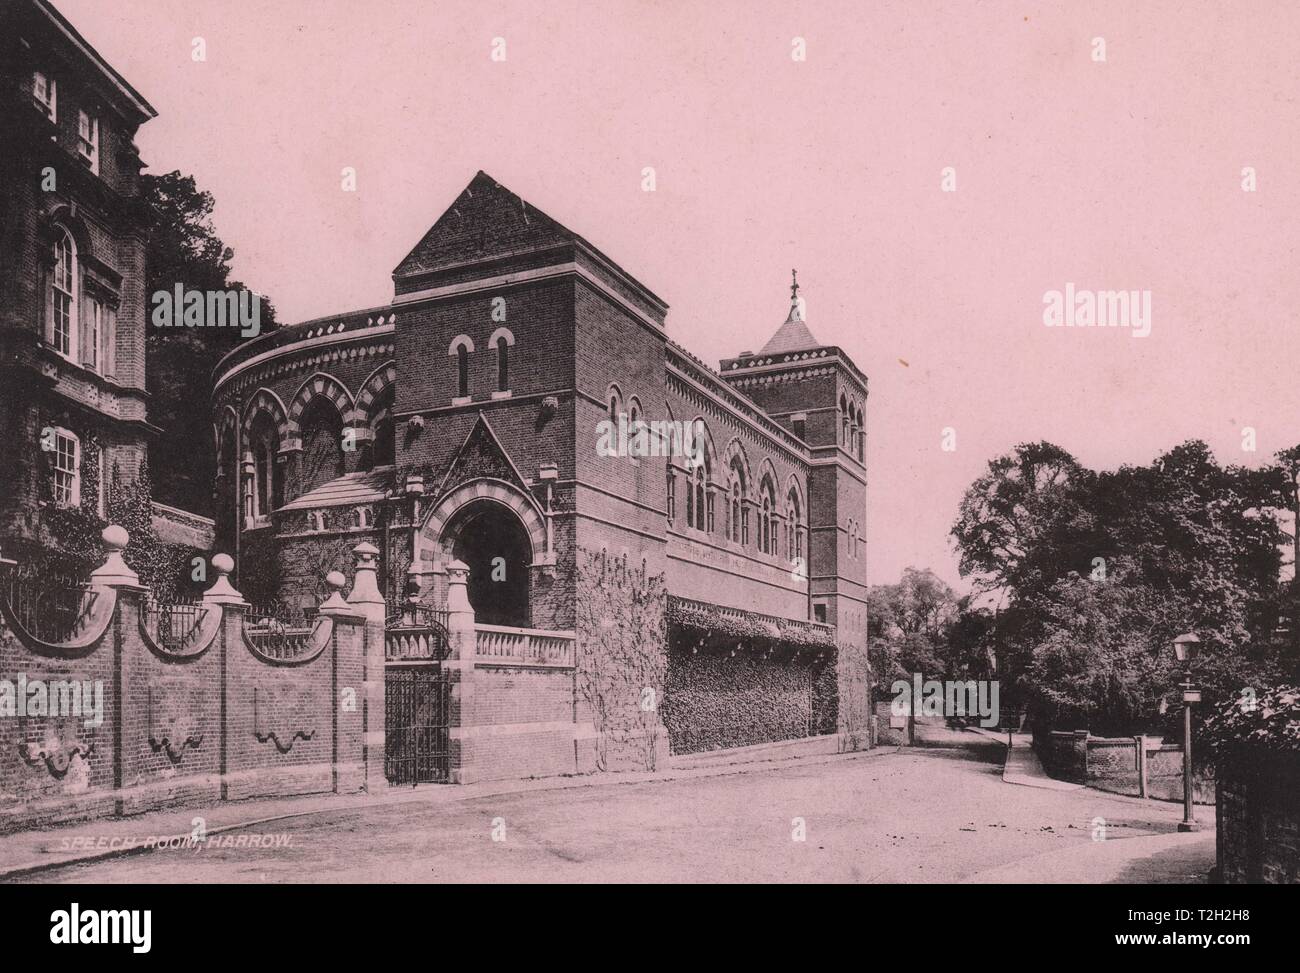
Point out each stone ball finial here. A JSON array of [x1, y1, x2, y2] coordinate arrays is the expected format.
[[211, 552, 234, 575], [102, 524, 129, 552], [326, 570, 346, 591]]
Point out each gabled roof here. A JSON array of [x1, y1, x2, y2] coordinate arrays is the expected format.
[[391, 171, 668, 319], [437, 413, 532, 499], [394, 171, 581, 277]]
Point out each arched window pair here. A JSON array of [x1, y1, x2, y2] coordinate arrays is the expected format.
[[686, 456, 710, 532], [727, 460, 748, 545], [840, 392, 865, 460], [450, 329, 514, 399], [606, 386, 645, 451], [786, 486, 804, 564], [846, 519, 863, 559]]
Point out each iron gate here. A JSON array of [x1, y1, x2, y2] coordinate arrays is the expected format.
[[385, 665, 451, 785]]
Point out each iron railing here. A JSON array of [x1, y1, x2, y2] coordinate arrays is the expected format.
[[385, 600, 449, 631], [0, 560, 99, 644], [244, 602, 316, 661], [141, 595, 208, 654], [385, 601, 451, 662]]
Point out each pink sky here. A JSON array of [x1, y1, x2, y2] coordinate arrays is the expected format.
[[59, 0, 1300, 589]]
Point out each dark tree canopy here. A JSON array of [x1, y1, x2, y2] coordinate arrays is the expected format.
[[949, 439, 1296, 734], [142, 171, 279, 515]]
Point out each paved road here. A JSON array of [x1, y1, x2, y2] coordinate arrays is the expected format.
[[24, 733, 1214, 883]]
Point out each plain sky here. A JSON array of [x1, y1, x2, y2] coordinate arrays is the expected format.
[[55, 0, 1300, 589]]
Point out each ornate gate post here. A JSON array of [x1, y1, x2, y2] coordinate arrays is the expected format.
[[346, 543, 387, 792], [203, 552, 247, 803], [444, 559, 478, 783]]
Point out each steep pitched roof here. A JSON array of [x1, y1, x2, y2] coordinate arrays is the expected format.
[[758, 300, 821, 355], [394, 171, 580, 277]]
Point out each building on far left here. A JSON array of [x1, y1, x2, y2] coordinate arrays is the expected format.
[[0, 0, 211, 571]]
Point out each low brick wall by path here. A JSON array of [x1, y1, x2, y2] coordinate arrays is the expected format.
[[1033, 730, 1213, 803], [873, 700, 912, 746], [1034, 730, 1089, 783]]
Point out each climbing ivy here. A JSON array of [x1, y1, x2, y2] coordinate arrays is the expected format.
[[574, 548, 667, 772]]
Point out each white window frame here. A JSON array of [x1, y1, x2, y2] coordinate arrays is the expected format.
[[50, 228, 77, 360], [33, 71, 56, 121], [51, 428, 81, 508], [77, 110, 99, 174]]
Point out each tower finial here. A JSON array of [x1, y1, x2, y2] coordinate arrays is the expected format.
[[786, 269, 804, 323]]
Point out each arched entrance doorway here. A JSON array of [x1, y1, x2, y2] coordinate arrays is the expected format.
[[443, 499, 531, 627]]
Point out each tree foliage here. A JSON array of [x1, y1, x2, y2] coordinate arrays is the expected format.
[[142, 171, 278, 515], [951, 439, 1296, 735], [867, 567, 995, 696]]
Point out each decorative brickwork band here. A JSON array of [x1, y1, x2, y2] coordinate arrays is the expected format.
[[419, 478, 549, 566]]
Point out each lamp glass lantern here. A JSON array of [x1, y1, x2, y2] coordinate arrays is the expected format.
[[1172, 632, 1201, 666]]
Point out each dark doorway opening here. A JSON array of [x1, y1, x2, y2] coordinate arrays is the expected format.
[[446, 500, 531, 627]]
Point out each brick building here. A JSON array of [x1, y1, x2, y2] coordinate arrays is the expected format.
[[0, 0, 162, 563], [212, 171, 872, 773]]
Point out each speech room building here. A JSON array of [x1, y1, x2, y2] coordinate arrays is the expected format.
[[209, 170, 872, 785]]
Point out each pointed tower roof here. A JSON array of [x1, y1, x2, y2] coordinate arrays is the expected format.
[[758, 270, 820, 355], [391, 170, 668, 325], [394, 171, 577, 277]]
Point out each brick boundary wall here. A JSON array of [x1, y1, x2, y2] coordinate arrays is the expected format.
[[1216, 749, 1300, 884], [1033, 729, 1214, 802], [1034, 729, 1089, 783], [873, 700, 913, 746], [0, 530, 379, 834]]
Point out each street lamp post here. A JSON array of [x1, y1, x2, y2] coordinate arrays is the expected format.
[[1172, 633, 1202, 832]]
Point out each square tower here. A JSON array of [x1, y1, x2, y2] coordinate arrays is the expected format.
[[718, 275, 869, 646]]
